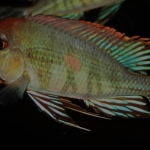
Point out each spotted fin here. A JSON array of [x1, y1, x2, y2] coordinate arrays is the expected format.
[[84, 96, 150, 118], [95, 0, 124, 24], [27, 14, 150, 75], [0, 75, 29, 106], [27, 90, 91, 131]]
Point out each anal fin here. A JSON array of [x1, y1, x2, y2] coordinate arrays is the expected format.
[[84, 96, 150, 118], [60, 97, 109, 120], [27, 90, 90, 131]]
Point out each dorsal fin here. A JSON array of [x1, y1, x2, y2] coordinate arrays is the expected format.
[[27, 14, 150, 75]]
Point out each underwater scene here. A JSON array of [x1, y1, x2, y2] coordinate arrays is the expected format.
[[0, 0, 150, 148]]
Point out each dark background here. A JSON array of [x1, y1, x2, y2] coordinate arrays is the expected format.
[[0, 0, 150, 149]]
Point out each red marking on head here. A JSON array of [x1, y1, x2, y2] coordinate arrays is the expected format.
[[0, 18, 27, 40], [64, 54, 82, 72]]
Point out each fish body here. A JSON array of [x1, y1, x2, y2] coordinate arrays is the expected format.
[[0, 15, 150, 130]]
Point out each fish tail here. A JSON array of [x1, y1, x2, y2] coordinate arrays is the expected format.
[[95, 0, 124, 24]]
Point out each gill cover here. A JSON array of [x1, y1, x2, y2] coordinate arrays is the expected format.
[[0, 32, 28, 105], [0, 32, 24, 83]]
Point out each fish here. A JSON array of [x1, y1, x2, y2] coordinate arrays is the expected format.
[[0, 0, 124, 24], [94, 0, 124, 24], [0, 14, 150, 130]]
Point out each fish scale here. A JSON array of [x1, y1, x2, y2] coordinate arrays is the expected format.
[[26, 48, 64, 90]]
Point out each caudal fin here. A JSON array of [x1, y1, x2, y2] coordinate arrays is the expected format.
[[95, 0, 124, 24]]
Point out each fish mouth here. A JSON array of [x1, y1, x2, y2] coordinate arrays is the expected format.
[[0, 78, 6, 85]]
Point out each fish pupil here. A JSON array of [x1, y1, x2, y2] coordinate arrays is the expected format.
[[0, 38, 8, 50]]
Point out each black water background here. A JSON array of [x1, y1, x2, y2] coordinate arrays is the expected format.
[[0, 0, 150, 149]]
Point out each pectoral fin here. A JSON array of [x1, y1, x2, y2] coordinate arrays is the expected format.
[[84, 96, 150, 118], [27, 90, 91, 131], [0, 75, 29, 105]]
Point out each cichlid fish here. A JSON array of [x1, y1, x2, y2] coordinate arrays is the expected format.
[[0, 14, 150, 130], [0, 0, 124, 24]]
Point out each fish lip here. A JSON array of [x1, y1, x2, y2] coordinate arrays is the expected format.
[[0, 78, 6, 85]]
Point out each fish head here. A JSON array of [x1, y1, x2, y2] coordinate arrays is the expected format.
[[0, 18, 24, 84]]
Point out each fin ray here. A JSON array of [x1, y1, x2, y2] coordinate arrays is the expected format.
[[27, 90, 93, 130], [84, 96, 150, 118], [95, 0, 124, 24], [0, 75, 29, 105]]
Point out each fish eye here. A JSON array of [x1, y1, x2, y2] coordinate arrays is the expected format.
[[0, 38, 8, 50], [0, 33, 8, 50]]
